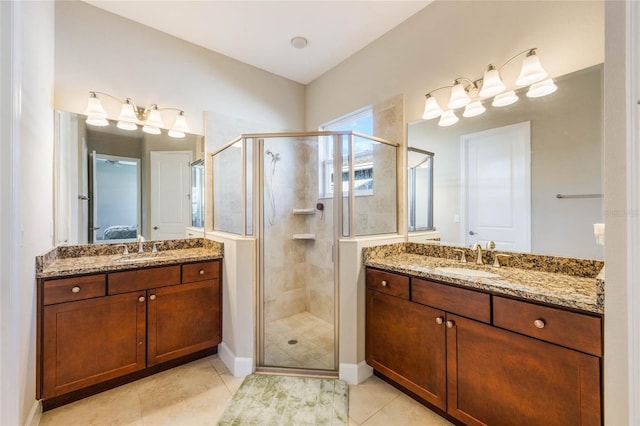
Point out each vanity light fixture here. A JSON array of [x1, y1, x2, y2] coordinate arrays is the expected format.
[[421, 47, 554, 126], [83, 91, 190, 138]]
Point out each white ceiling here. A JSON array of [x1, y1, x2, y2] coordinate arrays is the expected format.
[[84, 1, 432, 84]]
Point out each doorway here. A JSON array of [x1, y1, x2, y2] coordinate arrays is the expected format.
[[90, 152, 141, 243], [460, 121, 531, 251]]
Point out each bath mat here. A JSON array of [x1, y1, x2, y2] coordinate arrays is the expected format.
[[217, 374, 348, 426]]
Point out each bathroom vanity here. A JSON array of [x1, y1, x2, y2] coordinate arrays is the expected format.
[[35, 239, 223, 410], [364, 243, 603, 426]]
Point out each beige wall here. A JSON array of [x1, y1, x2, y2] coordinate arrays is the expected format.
[[306, 1, 604, 129], [54, 1, 305, 137]]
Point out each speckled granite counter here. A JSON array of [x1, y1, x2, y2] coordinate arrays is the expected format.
[[36, 238, 223, 278], [364, 243, 604, 315]]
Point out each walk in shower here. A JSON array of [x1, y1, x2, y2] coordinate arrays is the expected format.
[[212, 131, 398, 374]]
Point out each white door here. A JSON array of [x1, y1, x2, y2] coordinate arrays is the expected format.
[[150, 151, 192, 240], [461, 122, 531, 251]]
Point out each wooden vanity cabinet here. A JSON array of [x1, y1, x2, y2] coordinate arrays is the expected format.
[[365, 267, 602, 426], [41, 288, 146, 399], [147, 261, 222, 365], [38, 259, 222, 406], [366, 270, 447, 409]]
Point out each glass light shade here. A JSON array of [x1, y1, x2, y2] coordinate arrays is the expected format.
[[84, 95, 108, 126], [448, 82, 471, 109], [145, 108, 165, 129], [422, 96, 443, 120], [438, 110, 459, 127], [526, 79, 557, 98], [479, 66, 506, 98], [171, 112, 189, 133], [142, 124, 161, 135], [462, 101, 486, 118], [117, 120, 138, 131], [516, 51, 548, 86], [118, 101, 139, 124], [86, 116, 109, 126], [492, 90, 519, 107]]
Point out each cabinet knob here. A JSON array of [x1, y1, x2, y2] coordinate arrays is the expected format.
[[446, 320, 455, 329], [435, 317, 444, 325], [199, 269, 205, 275], [381, 280, 388, 287], [71, 286, 81, 293], [138, 296, 145, 302], [534, 319, 546, 329], [149, 294, 157, 301]]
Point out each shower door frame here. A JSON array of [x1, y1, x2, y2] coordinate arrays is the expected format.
[[255, 132, 344, 376]]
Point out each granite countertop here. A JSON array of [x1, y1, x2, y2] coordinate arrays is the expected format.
[[364, 248, 604, 315], [36, 238, 223, 278]]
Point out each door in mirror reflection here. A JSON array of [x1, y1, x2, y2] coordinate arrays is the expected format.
[[90, 152, 141, 243], [150, 151, 192, 240], [462, 122, 531, 251]]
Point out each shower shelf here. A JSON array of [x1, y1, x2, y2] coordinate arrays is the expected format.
[[292, 208, 316, 215], [292, 233, 316, 240]]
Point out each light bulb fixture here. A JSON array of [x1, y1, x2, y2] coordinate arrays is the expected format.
[[463, 100, 486, 118], [479, 65, 506, 98], [448, 80, 472, 109], [422, 94, 443, 120], [526, 79, 557, 98], [492, 90, 519, 107], [516, 49, 548, 86], [83, 91, 189, 138], [420, 47, 555, 127], [84, 92, 108, 126], [438, 110, 459, 127]]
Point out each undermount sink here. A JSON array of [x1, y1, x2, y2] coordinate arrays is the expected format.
[[434, 267, 500, 279]]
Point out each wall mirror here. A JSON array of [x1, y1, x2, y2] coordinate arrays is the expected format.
[[54, 111, 204, 245], [408, 64, 603, 260]]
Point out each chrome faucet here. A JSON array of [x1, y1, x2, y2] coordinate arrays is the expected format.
[[137, 235, 145, 253], [472, 242, 483, 265]]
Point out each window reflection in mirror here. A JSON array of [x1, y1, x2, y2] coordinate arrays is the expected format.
[[54, 111, 204, 245]]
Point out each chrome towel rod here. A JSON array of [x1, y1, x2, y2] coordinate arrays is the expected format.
[[556, 193, 603, 199]]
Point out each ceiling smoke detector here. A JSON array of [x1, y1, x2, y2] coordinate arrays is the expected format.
[[290, 36, 308, 49]]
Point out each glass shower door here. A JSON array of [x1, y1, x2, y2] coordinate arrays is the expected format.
[[259, 135, 337, 373]]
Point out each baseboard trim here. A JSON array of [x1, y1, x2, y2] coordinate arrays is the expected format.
[[339, 361, 373, 384], [25, 399, 42, 426], [219, 341, 253, 377]]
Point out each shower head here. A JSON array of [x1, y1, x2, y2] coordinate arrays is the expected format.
[[266, 150, 281, 162]]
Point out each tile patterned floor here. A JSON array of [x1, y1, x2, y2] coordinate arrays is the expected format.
[[263, 312, 335, 370], [38, 354, 453, 425]]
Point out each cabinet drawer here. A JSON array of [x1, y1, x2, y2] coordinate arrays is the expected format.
[[412, 278, 491, 323], [493, 296, 602, 357], [108, 265, 181, 294], [366, 268, 409, 300], [182, 260, 220, 283], [43, 275, 106, 305]]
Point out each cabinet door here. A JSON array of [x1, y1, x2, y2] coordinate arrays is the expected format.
[[147, 279, 221, 366], [446, 314, 601, 426], [366, 289, 447, 410], [42, 291, 146, 398]]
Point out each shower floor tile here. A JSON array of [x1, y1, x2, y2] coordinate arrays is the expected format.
[[263, 312, 335, 370]]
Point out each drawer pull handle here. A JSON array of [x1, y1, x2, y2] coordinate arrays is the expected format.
[[381, 280, 388, 287], [534, 319, 545, 329], [446, 320, 455, 329], [199, 269, 205, 275], [71, 286, 81, 293], [435, 317, 444, 325], [138, 296, 145, 302], [149, 294, 157, 301]]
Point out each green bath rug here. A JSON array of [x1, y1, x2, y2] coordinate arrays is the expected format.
[[217, 374, 348, 426]]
